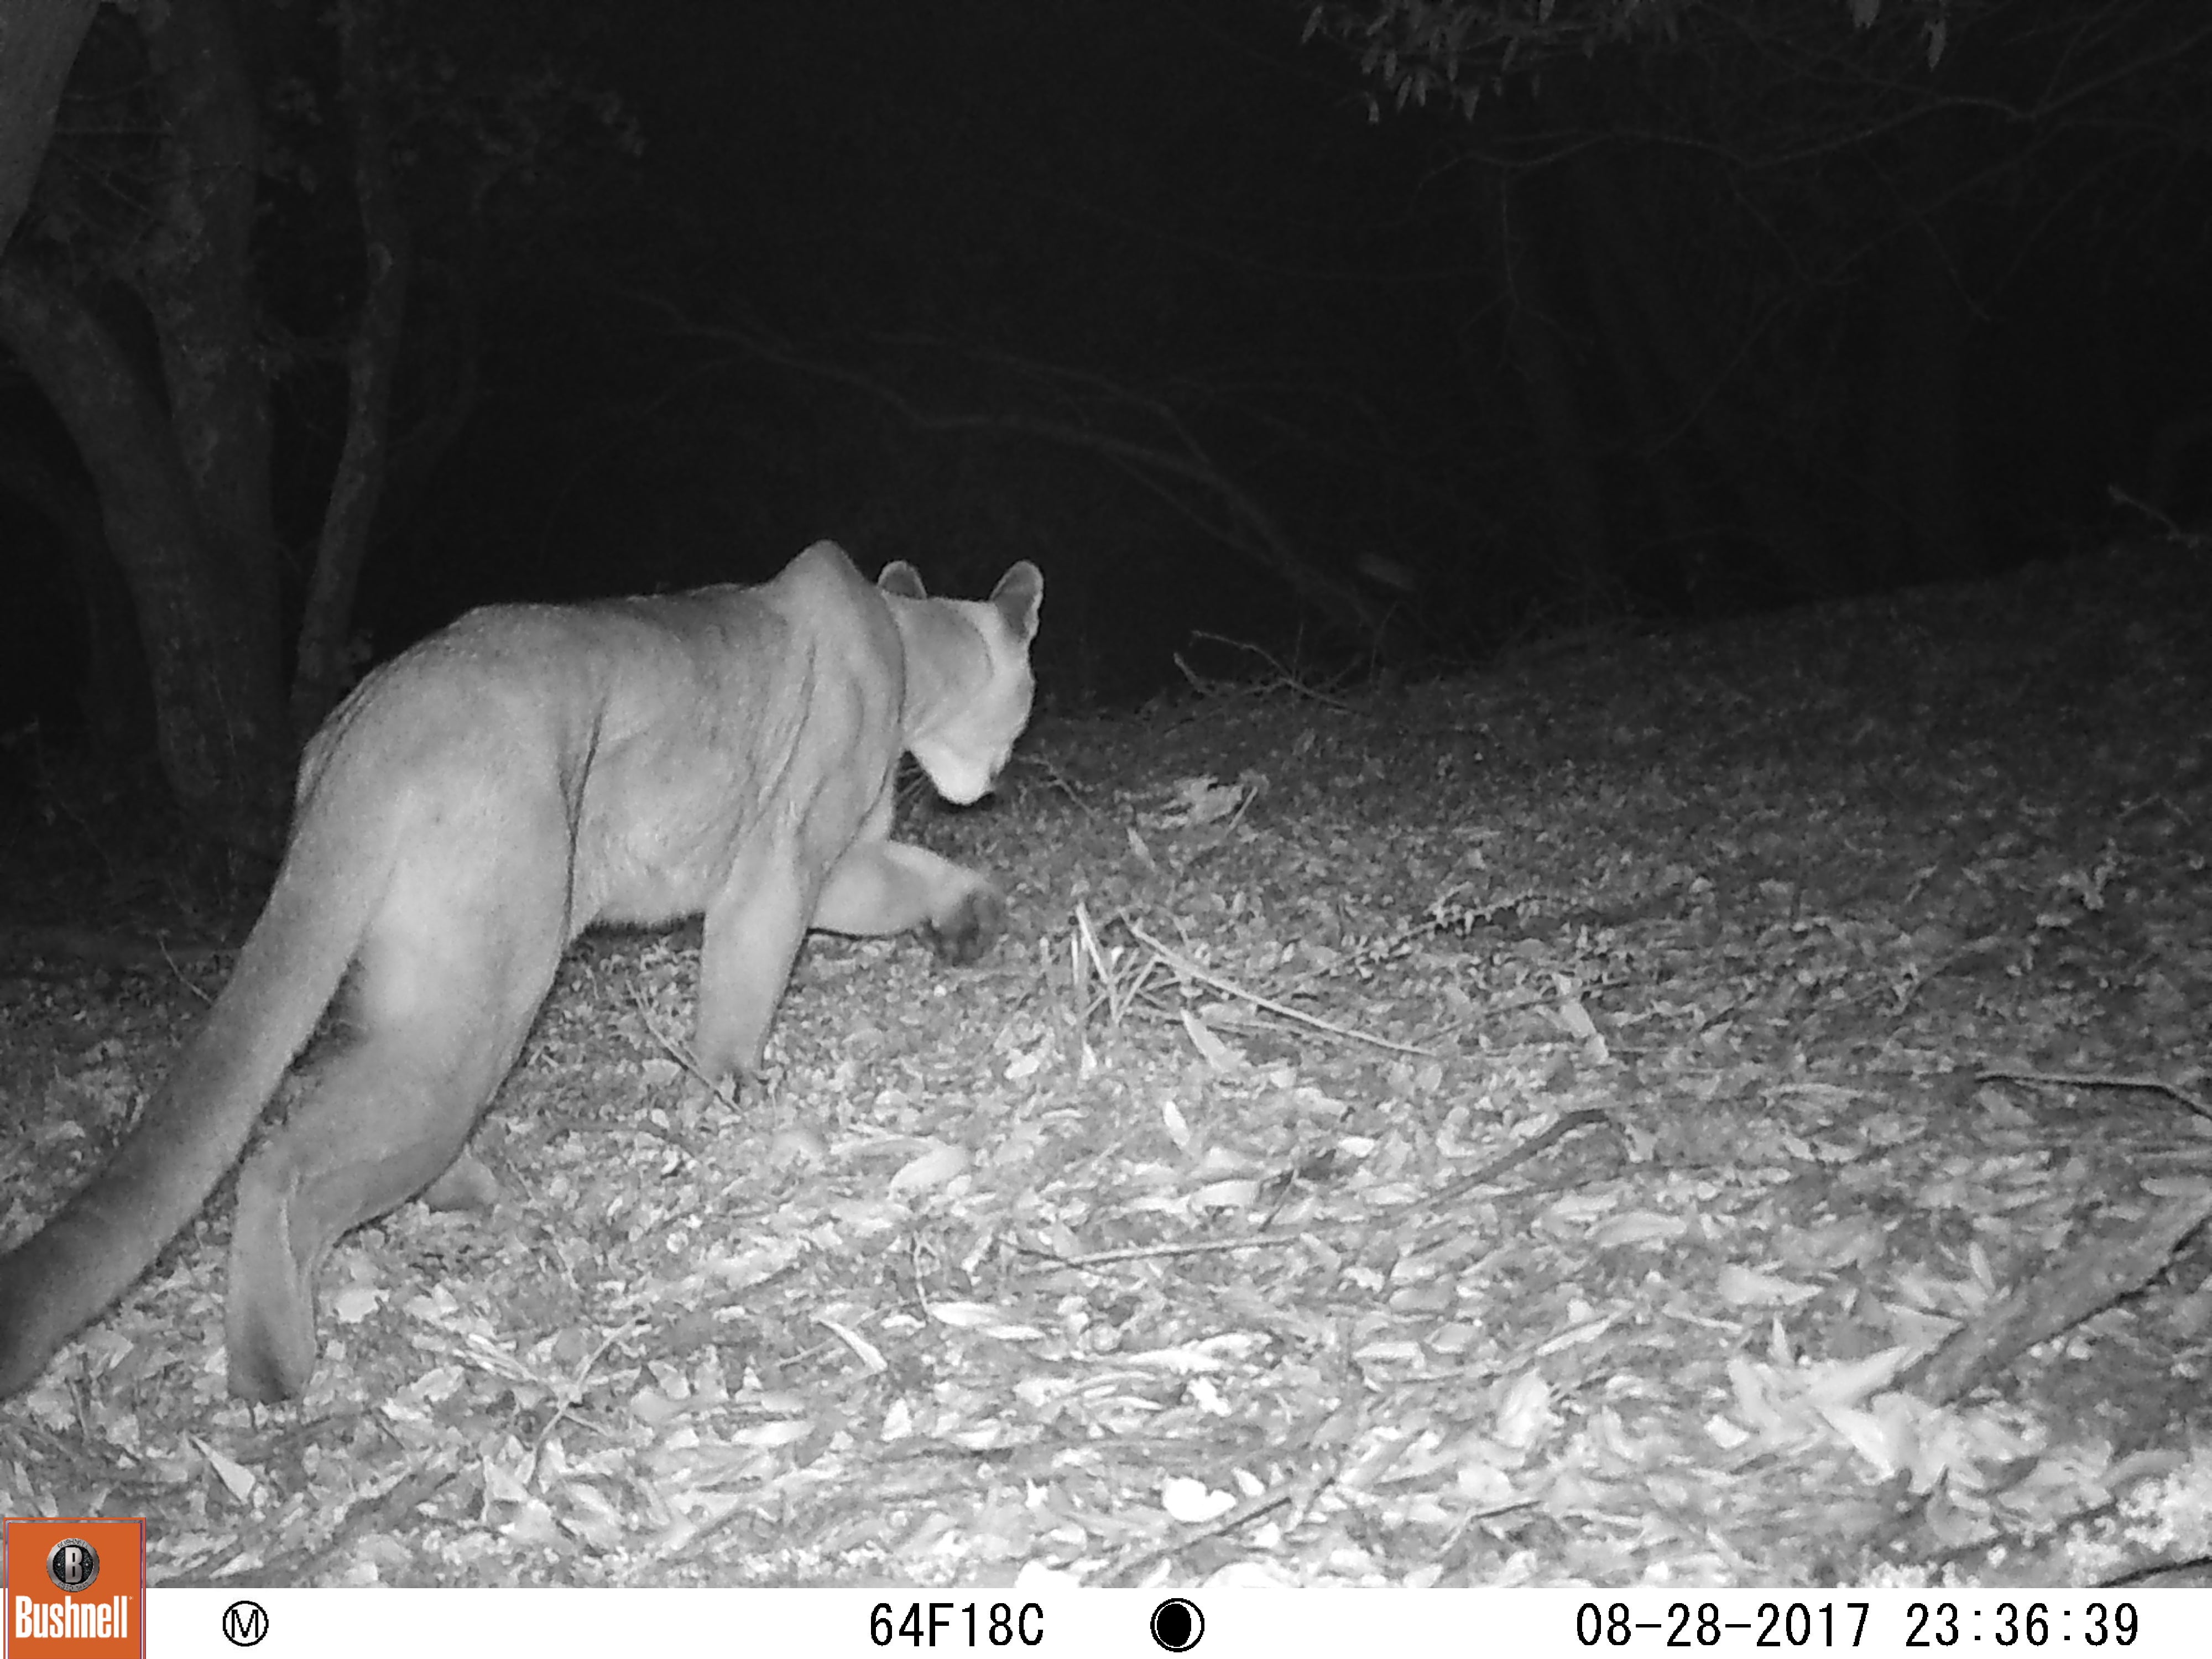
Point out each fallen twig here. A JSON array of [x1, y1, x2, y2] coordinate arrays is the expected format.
[[1125, 920, 1435, 1058], [1181, 631, 1357, 711], [1390, 1108, 1613, 1215], [1019, 1233, 1305, 1269], [629, 983, 745, 1109], [1979, 1067, 2212, 1122], [530, 1321, 643, 1468], [1019, 1108, 1612, 1271], [1101, 1473, 1317, 1587], [1897, 1188, 2212, 1407]]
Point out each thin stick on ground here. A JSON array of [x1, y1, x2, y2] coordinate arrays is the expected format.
[[1125, 920, 1436, 1058], [1018, 1108, 1610, 1270], [1978, 1067, 2212, 1122], [1102, 1464, 1335, 1588]]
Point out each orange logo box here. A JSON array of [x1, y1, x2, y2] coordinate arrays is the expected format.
[[3, 1520, 144, 1659]]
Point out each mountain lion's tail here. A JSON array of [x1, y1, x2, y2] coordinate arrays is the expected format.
[[0, 804, 390, 1396]]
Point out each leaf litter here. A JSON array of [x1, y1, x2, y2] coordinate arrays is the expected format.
[[1, 541, 2209, 1588]]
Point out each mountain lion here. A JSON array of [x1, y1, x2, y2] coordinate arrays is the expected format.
[[0, 541, 1042, 1402]]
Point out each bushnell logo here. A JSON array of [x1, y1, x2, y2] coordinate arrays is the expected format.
[[45, 1536, 100, 1594]]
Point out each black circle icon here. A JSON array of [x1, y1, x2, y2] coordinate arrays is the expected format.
[[45, 1538, 99, 1594], [1150, 1597, 1204, 1652], [222, 1600, 270, 1647]]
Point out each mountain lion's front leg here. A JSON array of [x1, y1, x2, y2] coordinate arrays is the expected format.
[[813, 838, 1006, 964], [694, 855, 814, 1086]]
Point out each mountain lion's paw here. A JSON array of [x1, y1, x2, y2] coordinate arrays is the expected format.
[[925, 885, 1006, 966]]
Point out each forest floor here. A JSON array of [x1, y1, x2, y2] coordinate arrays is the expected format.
[[1, 539, 2209, 1590]]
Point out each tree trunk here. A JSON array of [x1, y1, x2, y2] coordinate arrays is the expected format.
[[1473, 163, 1615, 606], [133, 0, 283, 680], [0, 0, 100, 257], [0, 251, 289, 852], [293, 0, 412, 739], [0, 426, 151, 753]]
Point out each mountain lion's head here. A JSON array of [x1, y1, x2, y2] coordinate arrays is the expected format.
[[879, 560, 1043, 805]]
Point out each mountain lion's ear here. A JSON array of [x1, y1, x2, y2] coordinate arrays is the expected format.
[[878, 561, 927, 600], [990, 562, 1042, 642]]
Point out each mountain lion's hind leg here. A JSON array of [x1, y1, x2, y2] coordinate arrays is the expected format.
[[813, 839, 1006, 965], [224, 883, 563, 1402]]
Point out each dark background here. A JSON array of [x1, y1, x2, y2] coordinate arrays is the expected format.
[[4, 0, 2209, 745]]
